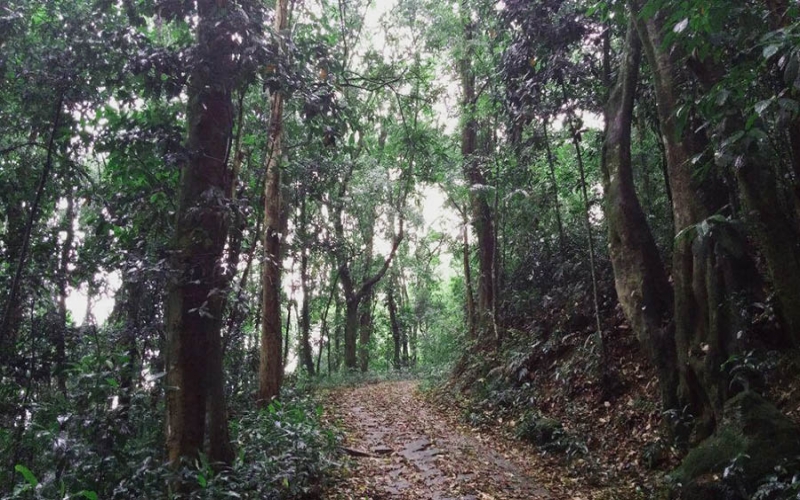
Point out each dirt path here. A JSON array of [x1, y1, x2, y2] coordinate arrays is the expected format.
[[324, 380, 552, 500]]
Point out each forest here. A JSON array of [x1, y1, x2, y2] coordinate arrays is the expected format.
[[2, 0, 800, 498]]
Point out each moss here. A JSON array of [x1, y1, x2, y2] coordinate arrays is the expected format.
[[671, 391, 800, 495], [671, 428, 745, 483]]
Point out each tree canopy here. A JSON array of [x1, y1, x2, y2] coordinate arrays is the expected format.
[[2, 0, 800, 498]]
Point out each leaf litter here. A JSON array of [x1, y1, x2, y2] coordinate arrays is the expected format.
[[322, 380, 553, 500]]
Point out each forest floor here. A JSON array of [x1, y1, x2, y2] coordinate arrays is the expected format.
[[322, 380, 556, 500]]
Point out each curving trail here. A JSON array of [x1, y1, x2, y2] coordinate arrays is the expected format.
[[324, 380, 552, 500]]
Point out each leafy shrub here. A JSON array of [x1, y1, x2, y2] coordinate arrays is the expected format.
[[750, 460, 800, 500], [3, 354, 338, 500]]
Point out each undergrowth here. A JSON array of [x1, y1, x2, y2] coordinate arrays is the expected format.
[[2, 354, 339, 500]]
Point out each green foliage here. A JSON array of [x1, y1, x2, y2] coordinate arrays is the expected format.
[[751, 460, 800, 500], [4, 368, 338, 500]]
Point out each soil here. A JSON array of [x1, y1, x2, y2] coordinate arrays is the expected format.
[[323, 380, 553, 500]]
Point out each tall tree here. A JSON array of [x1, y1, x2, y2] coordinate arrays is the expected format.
[[259, 0, 290, 404], [629, 0, 765, 440], [164, 0, 240, 467], [459, 1, 496, 345], [298, 188, 315, 375], [334, 201, 403, 370], [600, 18, 677, 410]]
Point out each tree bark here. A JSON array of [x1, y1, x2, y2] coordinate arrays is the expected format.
[[358, 208, 376, 373], [462, 220, 477, 341], [763, 0, 800, 213], [459, 5, 496, 344], [164, 0, 237, 467], [630, 1, 761, 441], [298, 192, 315, 375], [299, 254, 315, 375], [736, 159, 800, 346], [317, 271, 338, 376], [333, 296, 342, 371], [600, 20, 678, 411], [258, 0, 290, 405], [205, 93, 252, 466], [206, 310, 234, 465], [0, 199, 25, 365], [388, 284, 402, 370], [54, 192, 75, 395], [358, 292, 373, 373], [400, 277, 410, 366], [283, 297, 292, 369], [343, 299, 359, 369], [117, 273, 143, 423]]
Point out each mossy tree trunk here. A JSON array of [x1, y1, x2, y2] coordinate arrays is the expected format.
[[600, 19, 678, 411], [631, 0, 764, 441]]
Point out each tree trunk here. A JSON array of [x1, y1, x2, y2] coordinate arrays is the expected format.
[[118, 273, 143, 423], [164, 0, 237, 467], [600, 20, 678, 411], [459, 7, 495, 343], [763, 0, 800, 213], [317, 271, 338, 376], [219, 113, 248, 348], [344, 299, 359, 370], [224, 216, 262, 352], [54, 192, 75, 395], [299, 248, 315, 375], [358, 291, 373, 373], [400, 278, 410, 366], [559, 80, 604, 363], [298, 192, 315, 375], [388, 285, 402, 370], [258, 0, 290, 405], [283, 297, 292, 369], [206, 313, 234, 465], [205, 95, 251, 466], [462, 220, 477, 341], [0, 200, 25, 365], [333, 297, 342, 371], [631, 1, 761, 441], [410, 321, 418, 367], [335, 208, 403, 370], [736, 159, 800, 346]]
